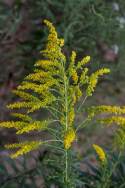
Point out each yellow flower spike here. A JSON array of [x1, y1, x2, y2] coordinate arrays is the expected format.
[[68, 108, 75, 126], [86, 68, 110, 96], [64, 129, 76, 150], [42, 19, 66, 62], [75, 85, 82, 100], [93, 144, 106, 163], [70, 51, 76, 65], [11, 113, 32, 122], [12, 90, 40, 103], [99, 116, 125, 127], [88, 105, 125, 116], [77, 55, 91, 69], [43, 19, 58, 41], [72, 69, 78, 84], [80, 68, 89, 85], [34, 60, 59, 71], [7, 101, 32, 110], [16, 120, 49, 134], [5, 141, 42, 158], [68, 51, 77, 78], [0, 121, 26, 130], [18, 80, 58, 95]]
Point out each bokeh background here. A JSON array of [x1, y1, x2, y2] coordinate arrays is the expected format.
[[0, 0, 125, 187]]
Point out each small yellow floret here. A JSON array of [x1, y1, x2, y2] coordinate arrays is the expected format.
[[93, 144, 106, 162]]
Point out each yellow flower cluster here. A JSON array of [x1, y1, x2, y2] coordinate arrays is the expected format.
[[93, 144, 106, 162], [77, 56, 90, 69], [68, 108, 75, 126], [41, 20, 65, 62], [71, 69, 78, 84], [12, 90, 39, 102], [88, 105, 125, 118], [7, 93, 56, 113], [68, 51, 78, 84], [7, 101, 31, 110], [64, 129, 76, 150], [99, 116, 125, 127], [68, 51, 76, 71], [67, 85, 82, 124], [0, 120, 50, 134], [27, 94, 56, 113], [69, 51, 76, 66], [80, 68, 89, 85], [34, 60, 59, 71], [11, 113, 32, 122], [18, 80, 58, 94], [16, 120, 49, 134], [5, 141, 42, 158], [25, 71, 50, 82], [0, 121, 26, 129], [86, 68, 110, 96], [75, 85, 82, 100]]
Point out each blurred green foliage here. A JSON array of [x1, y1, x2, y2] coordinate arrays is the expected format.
[[0, 0, 125, 81]]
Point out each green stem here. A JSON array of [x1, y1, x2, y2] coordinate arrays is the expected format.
[[63, 62, 69, 185], [43, 139, 63, 143], [65, 150, 68, 182]]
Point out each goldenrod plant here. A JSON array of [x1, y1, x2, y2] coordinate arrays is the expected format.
[[1, 20, 125, 187]]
